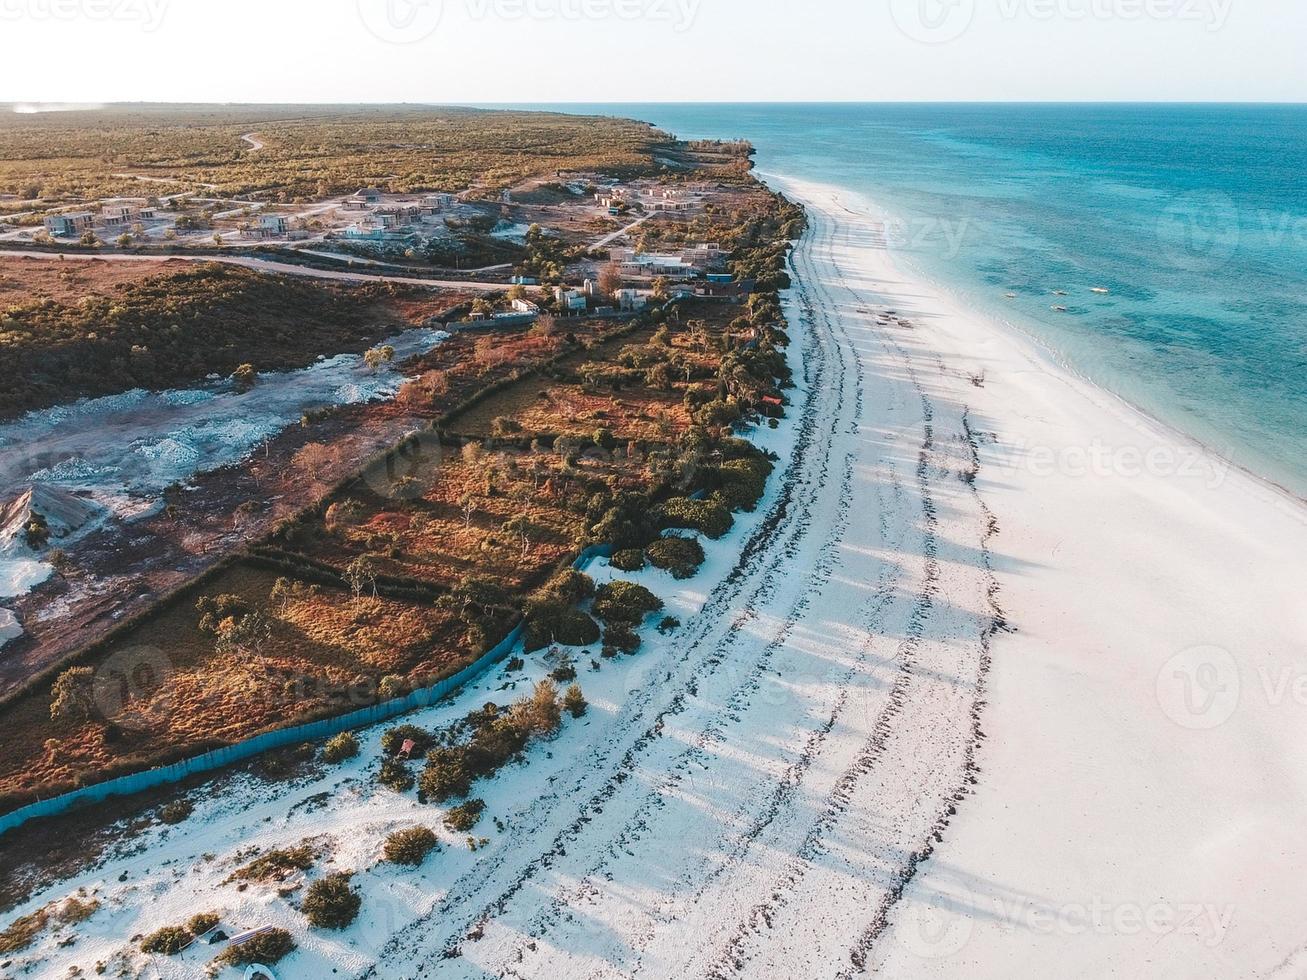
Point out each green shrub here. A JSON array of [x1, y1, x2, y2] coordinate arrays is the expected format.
[[378, 758, 415, 792], [231, 845, 315, 882], [609, 548, 646, 572], [563, 684, 588, 718], [383, 826, 439, 866], [554, 608, 601, 646], [186, 913, 220, 937], [420, 748, 473, 802], [712, 456, 774, 511], [378, 675, 410, 701], [140, 925, 190, 955], [646, 537, 706, 580], [656, 498, 733, 539], [658, 616, 681, 634], [158, 800, 193, 825], [445, 799, 486, 833], [216, 928, 295, 967], [593, 581, 663, 626], [603, 624, 642, 655], [381, 724, 433, 759], [523, 570, 599, 651], [322, 732, 360, 764], [302, 872, 361, 930]]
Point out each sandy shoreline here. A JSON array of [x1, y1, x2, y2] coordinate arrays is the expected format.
[[767, 174, 1307, 976]]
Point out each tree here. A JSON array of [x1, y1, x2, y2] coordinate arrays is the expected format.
[[501, 515, 534, 560], [116, 233, 132, 247], [344, 555, 379, 599], [563, 684, 588, 718], [459, 491, 477, 529], [598, 261, 623, 299], [50, 666, 95, 723], [79, 230, 99, 247]]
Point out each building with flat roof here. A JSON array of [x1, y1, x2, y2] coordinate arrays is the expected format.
[[43, 212, 94, 237]]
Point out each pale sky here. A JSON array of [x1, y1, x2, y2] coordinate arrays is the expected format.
[[1, 0, 1303, 104]]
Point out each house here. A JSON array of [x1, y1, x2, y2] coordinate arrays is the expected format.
[[43, 212, 94, 237], [511, 298, 540, 314], [554, 287, 588, 315], [356, 187, 383, 204], [616, 288, 652, 312], [258, 214, 290, 237], [511, 275, 539, 286], [685, 243, 724, 267], [422, 193, 457, 211], [99, 205, 135, 227]]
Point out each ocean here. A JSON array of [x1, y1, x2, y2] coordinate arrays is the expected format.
[[508, 103, 1307, 499]]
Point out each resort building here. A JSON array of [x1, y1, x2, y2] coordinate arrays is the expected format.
[[43, 212, 94, 237], [554, 287, 588, 314], [258, 214, 290, 237]]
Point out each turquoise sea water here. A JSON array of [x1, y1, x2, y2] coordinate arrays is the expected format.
[[506, 103, 1307, 498]]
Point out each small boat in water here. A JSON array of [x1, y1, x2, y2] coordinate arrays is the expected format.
[[1053, 289, 1068, 296], [1090, 287, 1110, 294], [1051, 305, 1068, 313], [1004, 292, 1017, 299]]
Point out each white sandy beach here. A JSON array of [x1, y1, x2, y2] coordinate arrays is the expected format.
[[770, 176, 1307, 978], [3, 176, 1306, 980]]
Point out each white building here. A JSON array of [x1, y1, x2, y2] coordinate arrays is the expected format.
[[99, 205, 135, 227], [43, 212, 94, 237], [258, 214, 290, 236], [554, 287, 588, 314]]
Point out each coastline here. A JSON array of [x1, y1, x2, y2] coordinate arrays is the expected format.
[[765, 172, 1307, 975], [761, 170, 1307, 514]]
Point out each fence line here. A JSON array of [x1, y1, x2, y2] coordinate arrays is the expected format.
[[0, 545, 613, 839]]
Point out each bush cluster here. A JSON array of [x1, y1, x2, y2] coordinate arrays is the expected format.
[[593, 581, 664, 627], [655, 498, 733, 539], [302, 872, 362, 930], [419, 681, 563, 803], [646, 536, 706, 580], [322, 732, 360, 764], [444, 799, 486, 833], [217, 928, 295, 967], [383, 826, 439, 866], [524, 570, 599, 652]]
